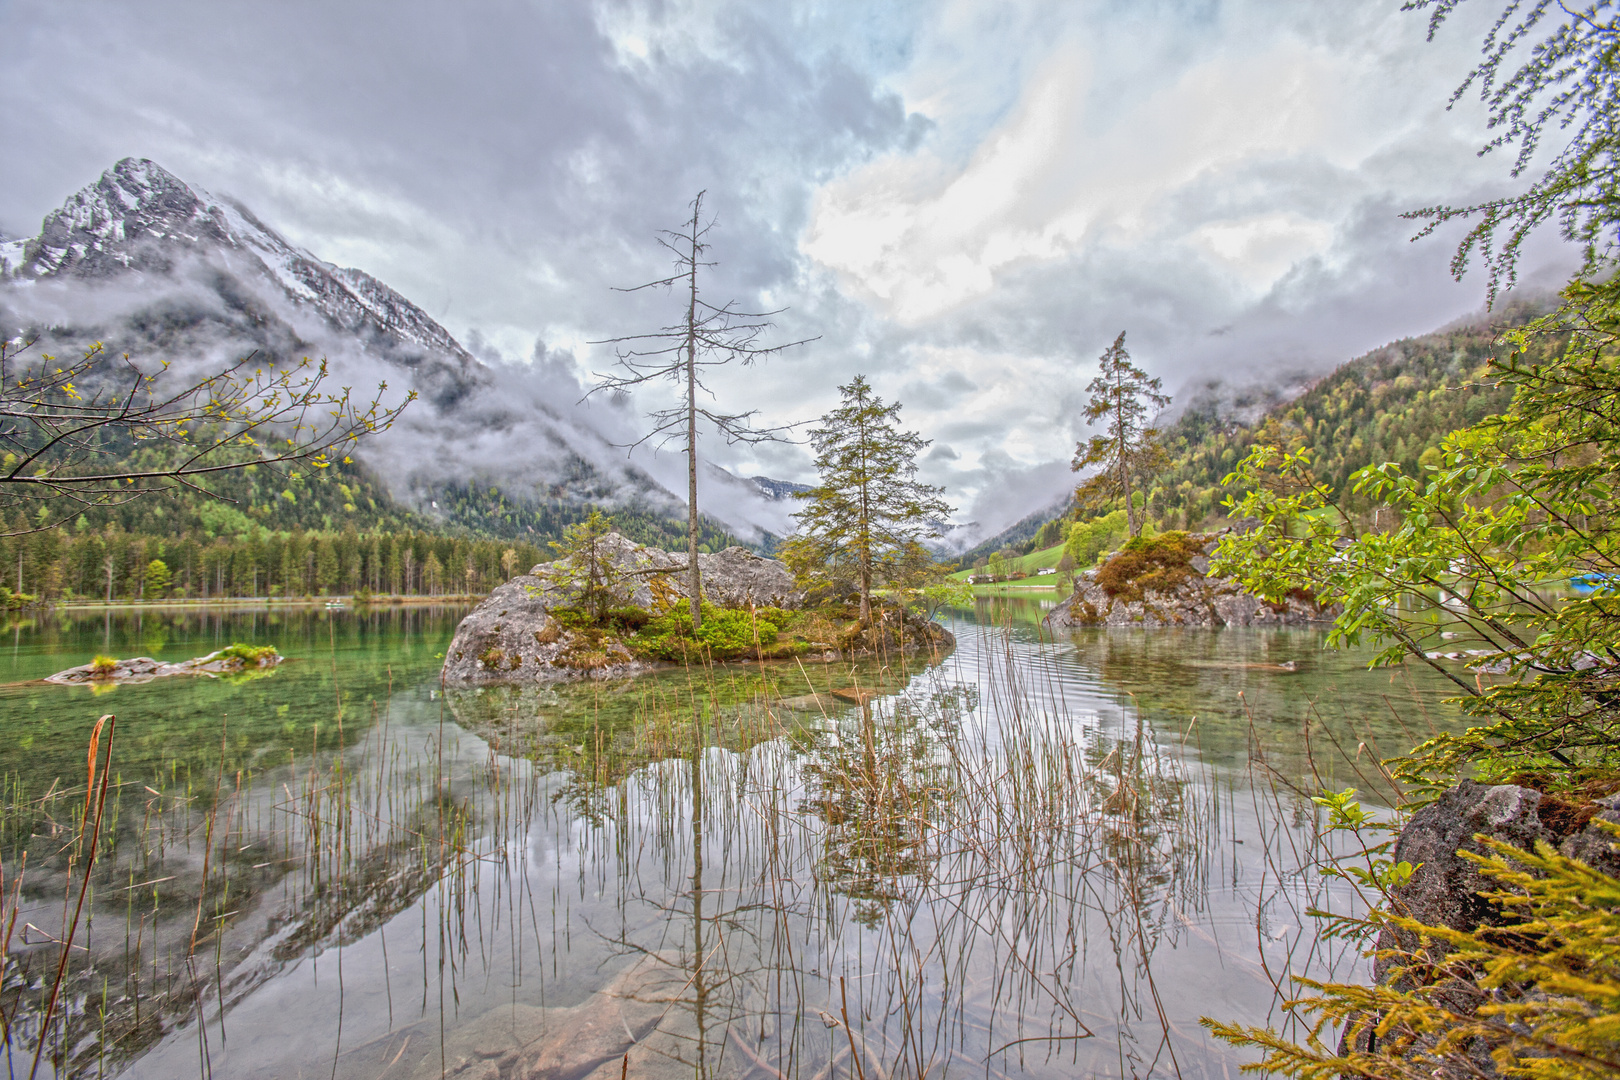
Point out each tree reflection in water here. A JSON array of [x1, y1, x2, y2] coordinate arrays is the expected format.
[[2, 613, 1400, 1079], [428, 641, 1284, 1080]]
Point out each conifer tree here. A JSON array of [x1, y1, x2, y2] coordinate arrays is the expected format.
[[1071, 332, 1170, 538], [142, 558, 170, 600], [548, 510, 626, 623], [786, 376, 953, 624]]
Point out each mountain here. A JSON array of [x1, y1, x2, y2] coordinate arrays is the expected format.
[[960, 296, 1560, 564], [950, 500, 1069, 566], [749, 475, 811, 501], [0, 159, 786, 545], [0, 157, 478, 406], [1139, 295, 1556, 530], [960, 294, 1558, 554]]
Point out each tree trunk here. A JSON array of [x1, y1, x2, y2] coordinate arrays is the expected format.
[[858, 410, 872, 626], [1120, 451, 1136, 537], [1117, 375, 1137, 537], [685, 203, 703, 630]]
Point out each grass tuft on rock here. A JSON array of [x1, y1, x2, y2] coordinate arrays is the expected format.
[[213, 644, 280, 668]]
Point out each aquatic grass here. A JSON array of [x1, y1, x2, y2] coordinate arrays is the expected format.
[[497, 632, 1238, 1078], [30, 713, 115, 1080], [0, 605, 1464, 1079]]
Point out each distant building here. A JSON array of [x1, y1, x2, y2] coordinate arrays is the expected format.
[[1036, 567, 1057, 576]]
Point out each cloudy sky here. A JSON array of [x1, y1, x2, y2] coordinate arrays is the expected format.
[[0, 0, 1579, 531]]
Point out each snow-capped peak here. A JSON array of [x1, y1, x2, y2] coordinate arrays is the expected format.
[[10, 157, 473, 366]]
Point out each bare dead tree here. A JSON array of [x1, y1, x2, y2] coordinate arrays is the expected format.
[[0, 335, 413, 535], [589, 191, 814, 628]]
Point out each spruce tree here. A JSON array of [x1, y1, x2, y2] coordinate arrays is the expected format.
[[786, 376, 953, 624], [1072, 332, 1170, 538], [548, 510, 627, 622]]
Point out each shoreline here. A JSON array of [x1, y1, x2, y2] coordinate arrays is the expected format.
[[43, 595, 483, 613], [969, 584, 1062, 594]]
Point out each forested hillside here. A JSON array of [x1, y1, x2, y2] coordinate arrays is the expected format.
[[425, 481, 737, 552], [0, 455, 741, 604], [1144, 298, 1553, 527], [958, 298, 1559, 569]]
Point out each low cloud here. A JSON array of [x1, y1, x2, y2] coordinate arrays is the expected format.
[[0, 0, 1594, 533], [0, 254, 808, 539]]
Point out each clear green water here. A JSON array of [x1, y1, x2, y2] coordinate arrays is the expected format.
[[0, 605, 455, 800], [0, 598, 1464, 1079]]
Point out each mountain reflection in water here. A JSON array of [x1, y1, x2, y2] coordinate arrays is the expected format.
[[0, 599, 1464, 1079]]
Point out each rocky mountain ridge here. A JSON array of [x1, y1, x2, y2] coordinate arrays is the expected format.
[[3, 158, 476, 372], [0, 159, 800, 544]]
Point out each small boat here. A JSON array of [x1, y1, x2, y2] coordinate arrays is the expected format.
[[1569, 574, 1619, 595]]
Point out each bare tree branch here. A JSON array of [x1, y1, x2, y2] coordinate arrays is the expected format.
[[584, 191, 816, 628], [0, 336, 414, 535]]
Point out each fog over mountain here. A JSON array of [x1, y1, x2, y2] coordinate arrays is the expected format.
[[0, 0, 1593, 547], [0, 159, 801, 540]]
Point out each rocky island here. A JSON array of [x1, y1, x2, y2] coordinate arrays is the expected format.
[[1044, 531, 1335, 630], [45, 645, 283, 684], [441, 533, 954, 685]]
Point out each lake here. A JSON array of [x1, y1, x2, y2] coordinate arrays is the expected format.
[[0, 597, 1462, 1079]]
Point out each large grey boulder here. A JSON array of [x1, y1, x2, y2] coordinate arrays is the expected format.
[[1335, 781, 1620, 1067], [520, 533, 800, 611], [1377, 781, 1620, 955], [440, 534, 801, 685], [438, 573, 646, 684], [1380, 781, 1553, 951]]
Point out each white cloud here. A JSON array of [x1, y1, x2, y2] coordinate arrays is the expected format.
[[805, 2, 1496, 326], [0, 0, 1587, 533]]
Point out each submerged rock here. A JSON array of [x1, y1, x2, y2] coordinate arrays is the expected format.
[[398, 952, 689, 1080], [45, 647, 282, 684], [441, 534, 803, 685]]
